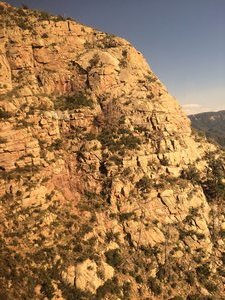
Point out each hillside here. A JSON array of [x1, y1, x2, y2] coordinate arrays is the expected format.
[[0, 2, 225, 299], [189, 110, 225, 147]]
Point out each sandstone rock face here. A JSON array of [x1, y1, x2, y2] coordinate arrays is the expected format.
[[62, 260, 114, 294], [0, 3, 225, 300]]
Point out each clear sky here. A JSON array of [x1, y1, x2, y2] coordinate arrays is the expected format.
[[4, 0, 225, 114]]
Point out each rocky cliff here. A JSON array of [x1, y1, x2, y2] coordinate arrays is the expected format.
[[0, 3, 225, 300], [189, 110, 225, 148]]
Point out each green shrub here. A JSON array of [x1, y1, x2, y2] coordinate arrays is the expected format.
[[135, 125, 149, 133], [84, 190, 98, 200], [122, 167, 132, 176], [180, 166, 200, 183], [0, 137, 7, 144], [147, 277, 162, 295], [0, 192, 13, 202], [49, 139, 63, 150], [54, 15, 65, 22], [189, 207, 199, 216], [119, 212, 134, 222], [122, 49, 128, 58], [54, 94, 93, 110], [97, 129, 117, 150], [38, 11, 51, 21], [119, 58, 127, 68], [97, 126, 140, 152], [185, 271, 195, 286], [156, 265, 166, 281], [85, 132, 97, 141], [40, 279, 54, 299], [2, 165, 40, 181], [196, 263, 210, 279], [123, 281, 131, 298], [160, 157, 169, 166], [202, 178, 225, 202], [196, 233, 205, 240], [221, 252, 225, 264], [0, 109, 12, 119], [145, 74, 156, 83], [59, 282, 92, 300], [96, 278, 121, 299], [84, 41, 93, 49], [209, 157, 225, 178], [41, 33, 48, 38], [17, 19, 31, 30], [89, 54, 100, 68], [204, 281, 218, 293], [105, 231, 119, 243], [135, 274, 144, 283], [109, 155, 122, 166], [17, 8, 27, 16], [136, 176, 152, 192], [119, 133, 141, 149], [140, 245, 160, 257], [117, 128, 131, 135], [101, 34, 117, 48], [217, 267, 225, 277], [105, 249, 123, 268]]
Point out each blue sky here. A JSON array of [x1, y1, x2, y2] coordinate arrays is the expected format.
[[5, 0, 225, 114]]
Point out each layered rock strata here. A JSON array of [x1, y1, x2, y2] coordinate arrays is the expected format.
[[0, 3, 225, 299]]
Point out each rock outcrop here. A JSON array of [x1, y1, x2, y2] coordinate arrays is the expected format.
[[0, 2, 225, 299]]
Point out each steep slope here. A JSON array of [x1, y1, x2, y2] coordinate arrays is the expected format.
[[189, 110, 225, 147], [0, 3, 225, 300]]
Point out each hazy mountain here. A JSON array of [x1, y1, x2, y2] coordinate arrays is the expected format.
[[189, 110, 225, 147]]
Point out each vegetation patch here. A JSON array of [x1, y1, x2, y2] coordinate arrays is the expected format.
[[54, 94, 94, 110], [119, 212, 134, 222], [0, 137, 7, 144], [105, 249, 123, 268], [180, 166, 200, 183], [0, 109, 13, 119], [96, 277, 121, 299], [48, 139, 63, 151], [136, 175, 152, 192], [98, 127, 141, 152], [147, 277, 162, 296]]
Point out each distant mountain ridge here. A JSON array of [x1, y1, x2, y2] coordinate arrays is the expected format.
[[189, 110, 225, 147]]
